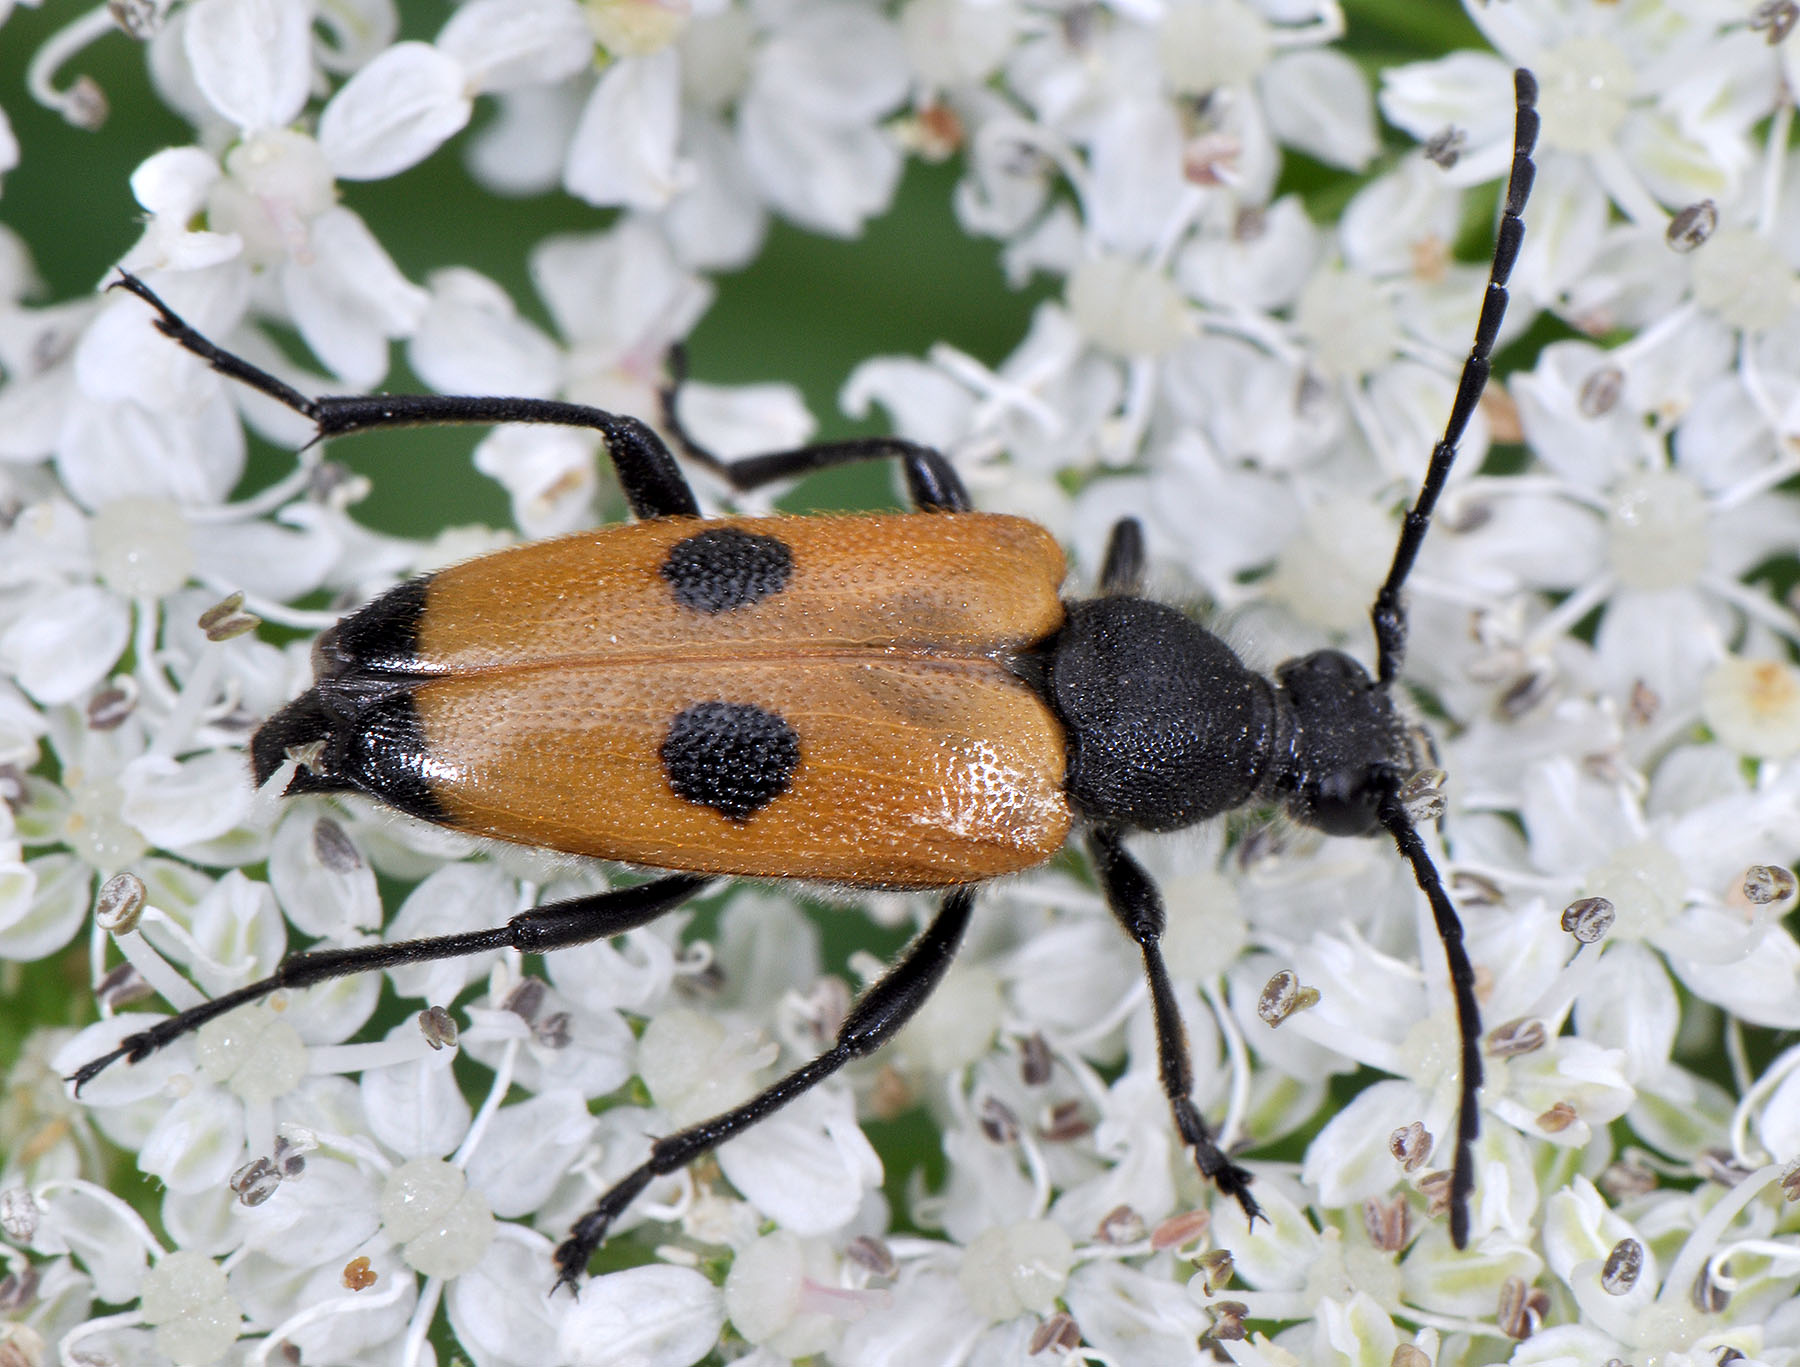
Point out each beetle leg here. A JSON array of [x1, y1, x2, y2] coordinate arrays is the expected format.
[[1377, 795, 1481, 1249], [68, 874, 713, 1092], [1086, 828, 1262, 1229], [108, 272, 702, 520], [552, 887, 976, 1293], [680, 434, 971, 513], [1369, 69, 1537, 685], [659, 346, 970, 512], [1097, 517, 1145, 596]]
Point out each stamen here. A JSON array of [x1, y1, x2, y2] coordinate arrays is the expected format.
[[451, 1035, 520, 1168], [110, 917, 208, 1013], [1656, 1162, 1785, 1308], [24, 5, 114, 129], [247, 1265, 407, 1367]]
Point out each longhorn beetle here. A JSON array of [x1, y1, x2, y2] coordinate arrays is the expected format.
[[74, 71, 1538, 1291]]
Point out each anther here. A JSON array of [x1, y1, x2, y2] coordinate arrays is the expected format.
[[1040, 1099, 1091, 1142], [95, 871, 147, 934], [533, 1012, 572, 1049], [229, 1156, 282, 1207], [87, 683, 137, 731], [1750, 0, 1799, 43], [1536, 1101, 1577, 1132], [1600, 1238, 1643, 1295], [502, 978, 547, 1021], [1257, 969, 1320, 1026], [419, 1006, 458, 1050], [1666, 201, 1718, 253], [1577, 366, 1624, 418], [0, 1188, 40, 1242], [343, 1256, 378, 1291], [1149, 1208, 1211, 1253], [1194, 1248, 1233, 1293], [1389, 1121, 1430, 1173], [1028, 1312, 1082, 1355], [1562, 896, 1615, 945], [1203, 1301, 1248, 1342], [1399, 769, 1447, 823], [1363, 1192, 1410, 1252], [1691, 1262, 1729, 1313], [1095, 1205, 1146, 1245], [1782, 1158, 1800, 1202], [0, 1263, 39, 1313], [1486, 1018, 1546, 1057], [845, 1235, 896, 1278], [311, 819, 363, 874], [1742, 864, 1796, 907], [96, 962, 153, 1011], [979, 1096, 1021, 1145], [198, 592, 261, 642], [1423, 126, 1467, 169], [1497, 1276, 1548, 1338], [1019, 1032, 1052, 1086]]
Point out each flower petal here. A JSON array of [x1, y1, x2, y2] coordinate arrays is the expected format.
[[184, 0, 312, 130], [318, 41, 473, 181]]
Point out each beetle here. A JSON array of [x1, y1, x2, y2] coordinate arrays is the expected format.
[[74, 72, 1537, 1293]]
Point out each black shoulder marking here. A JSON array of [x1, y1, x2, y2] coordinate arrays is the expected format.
[[249, 683, 446, 824], [252, 690, 335, 789], [327, 576, 431, 674], [660, 528, 792, 613], [661, 701, 799, 821], [341, 689, 447, 824]]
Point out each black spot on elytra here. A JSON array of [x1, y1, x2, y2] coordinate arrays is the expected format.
[[662, 701, 799, 821], [660, 528, 792, 613]]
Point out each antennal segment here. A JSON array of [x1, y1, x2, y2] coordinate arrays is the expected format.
[[1371, 68, 1539, 686]]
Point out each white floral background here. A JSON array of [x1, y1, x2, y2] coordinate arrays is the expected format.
[[3, 1, 1800, 1365]]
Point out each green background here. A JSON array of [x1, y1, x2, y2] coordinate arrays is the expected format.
[[0, 0, 1483, 533]]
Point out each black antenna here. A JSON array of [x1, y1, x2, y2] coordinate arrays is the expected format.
[[1371, 68, 1539, 687], [1372, 69, 1538, 1248]]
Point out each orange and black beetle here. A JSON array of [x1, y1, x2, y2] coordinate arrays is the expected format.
[[77, 73, 1538, 1293]]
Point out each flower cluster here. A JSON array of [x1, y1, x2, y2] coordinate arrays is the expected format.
[[3, 1, 1800, 1366]]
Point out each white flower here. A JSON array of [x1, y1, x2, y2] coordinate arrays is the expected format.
[[13, 3, 1800, 1363], [556, 1263, 725, 1367]]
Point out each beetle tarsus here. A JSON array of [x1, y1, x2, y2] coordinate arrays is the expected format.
[[550, 1171, 651, 1294], [66, 1040, 135, 1093], [1177, 1096, 1262, 1225], [109, 271, 324, 419]]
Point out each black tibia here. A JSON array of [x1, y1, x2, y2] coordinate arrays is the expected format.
[[1370, 68, 1539, 686], [68, 875, 712, 1092], [683, 433, 972, 514], [1377, 797, 1482, 1249], [1086, 828, 1262, 1227], [659, 345, 970, 513], [1099, 517, 1145, 597], [551, 888, 977, 1293], [108, 272, 700, 520]]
